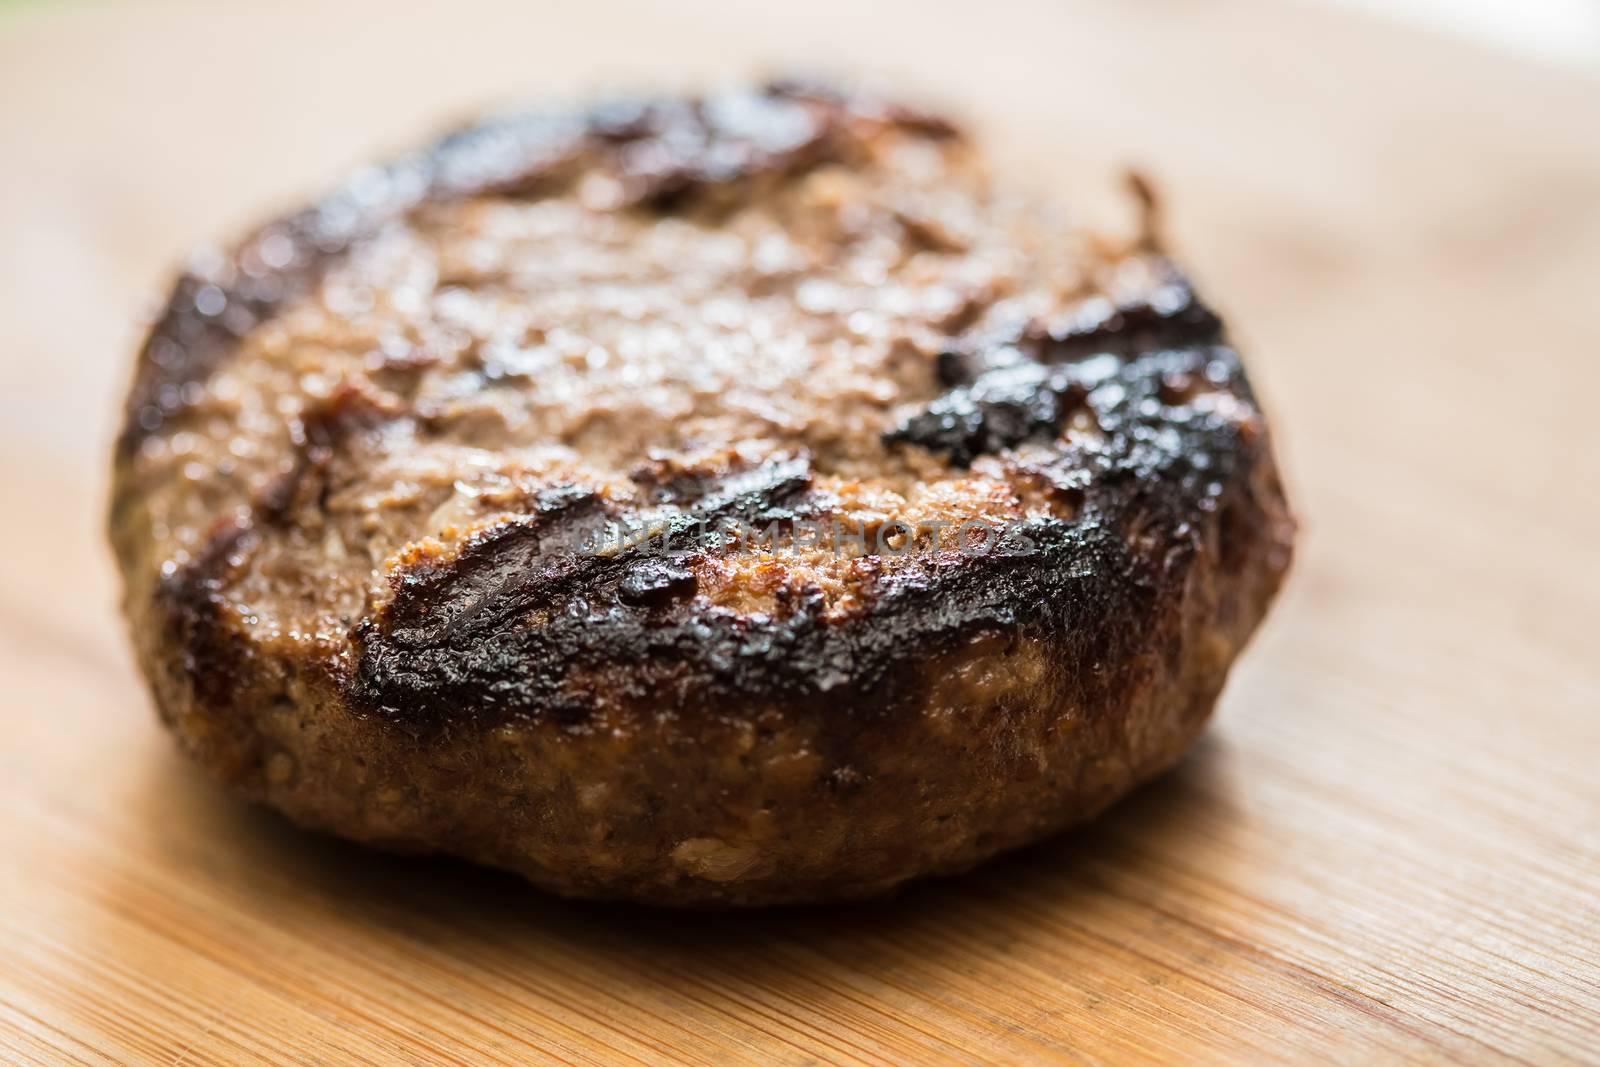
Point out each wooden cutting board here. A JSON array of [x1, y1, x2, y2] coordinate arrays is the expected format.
[[2, 0, 1596, 1062]]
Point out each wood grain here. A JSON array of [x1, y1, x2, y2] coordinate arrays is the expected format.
[[1, 0, 1597, 1062]]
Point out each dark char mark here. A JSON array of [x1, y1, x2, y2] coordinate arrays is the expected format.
[[884, 364, 1090, 467], [156, 517, 258, 715], [892, 260, 1225, 464], [349, 459, 819, 730]]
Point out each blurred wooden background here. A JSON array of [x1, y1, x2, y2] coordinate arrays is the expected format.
[[1, 0, 1597, 1062]]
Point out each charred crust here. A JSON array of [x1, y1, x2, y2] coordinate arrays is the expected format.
[[347, 458, 823, 730], [933, 259, 1223, 384], [155, 518, 257, 714], [888, 259, 1225, 464], [617, 560, 699, 607], [349, 495, 1194, 740], [884, 365, 1090, 466]]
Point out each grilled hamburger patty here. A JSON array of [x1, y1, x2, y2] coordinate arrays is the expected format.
[[110, 82, 1294, 904]]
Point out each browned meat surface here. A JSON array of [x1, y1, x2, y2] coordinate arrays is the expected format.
[[109, 82, 1294, 905]]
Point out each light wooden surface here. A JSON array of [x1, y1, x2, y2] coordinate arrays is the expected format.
[[2, 0, 1598, 1063]]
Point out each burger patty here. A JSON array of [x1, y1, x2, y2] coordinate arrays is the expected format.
[[109, 81, 1295, 905]]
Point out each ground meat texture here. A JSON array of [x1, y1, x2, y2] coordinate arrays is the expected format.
[[109, 82, 1295, 905]]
